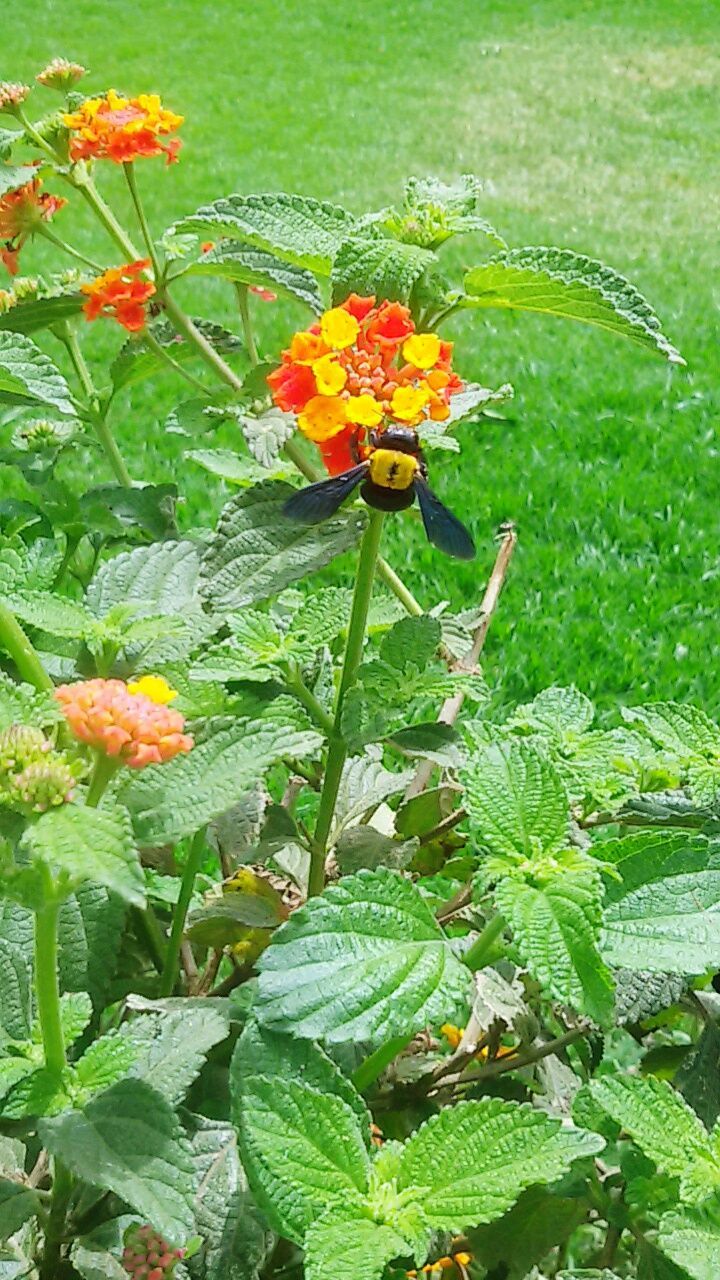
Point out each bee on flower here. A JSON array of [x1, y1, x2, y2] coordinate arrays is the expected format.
[[63, 89, 183, 164], [270, 294, 474, 558], [0, 176, 67, 276], [55, 677, 192, 769], [81, 259, 155, 331]]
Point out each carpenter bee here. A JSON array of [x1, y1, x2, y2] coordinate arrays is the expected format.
[[283, 426, 475, 560]]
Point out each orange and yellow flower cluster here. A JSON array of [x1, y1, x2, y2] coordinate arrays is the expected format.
[[64, 89, 183, 165], [81, 259, 155, 331], [406, 1252, 472, 1278], [0, 177, 67, 276], [267, 294, 462, 474], [55, 677, 192, 769]]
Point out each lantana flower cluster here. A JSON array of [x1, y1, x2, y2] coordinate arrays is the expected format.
[[268, 293, 463, 474], [81, 259, 155, 331], [0, 724, 79, 814], [55, 677, 192, 769], [122, 1224, 185, 1280], [64, 89, 183, 165], [0, 177, 67, 276]]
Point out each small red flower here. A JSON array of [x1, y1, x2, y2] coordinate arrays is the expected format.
[[81, 260, 155, 332], [267, 360, 317, 413], [365, 299, 414, 347]]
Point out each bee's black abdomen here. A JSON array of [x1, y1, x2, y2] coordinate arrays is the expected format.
[[361, 479, 417, 512]]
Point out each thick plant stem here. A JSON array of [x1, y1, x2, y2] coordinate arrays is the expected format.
[[0, 603, 53, 692], [159, 828, 206, 996], [73, 172, 142, 263], [57, 323, 133, 486], [161, 291, 245, 393], [286, 669, 334, 736], [84, 753, 118, 808], [464, 913, 507, 972], [123, 162, 162, 279], [309, 510, 384, 896], [36, 223, 104, 272], [352, 1034, 412, 1092], [376, 557, 424, 617], [35, 868, 73, 1280]]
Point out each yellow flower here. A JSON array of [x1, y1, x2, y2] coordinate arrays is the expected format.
[[402, 333, 441, 370], [127, 674, 178, 705], [320, 306, 360, 350], [297, 395, 348, 441], [346, 393, 383, 427], [391, 383, 430, 422], [312, 353, 347, 396], [440, 1023, 464, 1050]]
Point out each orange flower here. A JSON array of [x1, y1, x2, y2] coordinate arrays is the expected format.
[[0, 177, 67, 276], [81, 260, 155, 332], [64, 89, 183, 164], [55, 678, 193, 769], [268, 293, 464, 472]]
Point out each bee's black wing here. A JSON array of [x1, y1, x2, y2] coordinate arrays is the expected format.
[[415, 475, 476, 560], [283, 464, 368, 524]]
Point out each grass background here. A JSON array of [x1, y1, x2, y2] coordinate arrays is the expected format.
[[4, 0, 719, 715]]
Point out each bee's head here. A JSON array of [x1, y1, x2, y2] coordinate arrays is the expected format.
[[371, 424, 419, 455]]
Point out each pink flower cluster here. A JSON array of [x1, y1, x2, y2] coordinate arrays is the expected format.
[[122, 1224, 185, 1280], [55, 678, 193, 769]]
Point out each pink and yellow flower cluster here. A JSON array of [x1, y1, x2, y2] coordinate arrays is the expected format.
[[64, 89, 183, 165], [55, 677, 192, 769], [267, 294, 463, 474]]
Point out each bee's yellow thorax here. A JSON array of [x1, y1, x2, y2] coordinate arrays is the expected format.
[[368, 449, 418, 490]]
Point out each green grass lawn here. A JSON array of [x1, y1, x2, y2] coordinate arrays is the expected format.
[[5, 0, 719, 715]]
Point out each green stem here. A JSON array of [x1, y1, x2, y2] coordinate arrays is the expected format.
[[286, 668, 334, 736], [236, 283, 259, 363], [159, 828, 206, 996], [16, 106, 62, 162], [0, 602, 53, 692], [161, 290, 245, 393], [309, 509, 384, 896], [141, 327, 209, 393], [352, 1035, 412, 1092], [130, 906, 166, 975], [72, 171, 142, 263], [84, 753, 119, 808], [57, 322, 132, 486], [36, 223, 104, 272], [123, 162, 162, 280], [464, 913, 507, 971], [376, 557, 424, 616]]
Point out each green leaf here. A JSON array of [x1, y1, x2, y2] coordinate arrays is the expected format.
[[462, 248, 684, 363], [443, 380, 514, 427], [175, 192, 357, 273], [0, 331, 75, 414], [22, 803, 144, 906], [0, 130, 21, 161], [304, 1217, 410, 1280], [469, 1185, 586, 1280], [0, 291, 85, 336], [388, 174, 506, 251], [637, 1242, 691, 1280], [335, 827, 418, 875], [623, 704, 720, 806], [255, 868, 470, 1044], [461, 740, 570, 862], [58, 884, 127, 1009], [121, 719, 322, 845], [386, 722, 462, 766], [678, 1024, 720, 1132], [381, 615, 441, 670], [187, 884, 284, 945], [75, 1032, 137, 1098], [0, 934, 32, 1041], [232, 406, 296, 468], [199, 481, 367, 611], [187, 1114, 275, 1280], [123, 1006, 229, 1105], [591, 1075, 720, 1203], [4, 589, 95, 639], [186, 449, 291, 487], [600, 831, 720, 974], [86, 539, 201, 616], [80, 482, 178, 542], [510, 686, 595, 738], [237, 1075, 370, 1241], [0, 1177, 42, 1241], [497, 873, 614, 1025], [659, 1199, 720, 1280], [0, 166, 40, 198], [396, 1097, 602, 1230], [40, 1079, 195, 1244], [614, 968, 686, 1025], [331, 233, 437, 305], [187, 243, 322, 310], [110, 319, 241, 392], [231, 1018, 371, 1137]]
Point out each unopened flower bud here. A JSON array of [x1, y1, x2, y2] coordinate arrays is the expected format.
[[0, 83, 31, 114], [36, 58, 87, 91]]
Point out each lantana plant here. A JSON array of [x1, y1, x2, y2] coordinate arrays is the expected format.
[[0, 60, 717, 1280]]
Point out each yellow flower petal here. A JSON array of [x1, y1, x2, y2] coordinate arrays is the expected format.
[[391, 384, 430, 422], [320, 306, 360, 350], [127, 674, 178, 705], [297, 394, 349, 441], [346, 393, 383, 426], [312, 353, 347, 396], [402, 332, 441, 370]]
